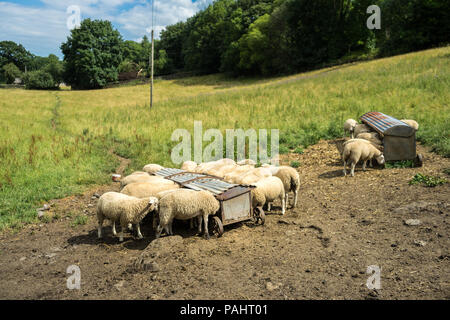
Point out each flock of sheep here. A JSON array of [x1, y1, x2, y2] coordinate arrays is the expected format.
[[342, 118, 419, 177], [96, 117, 419, 242], [97, 159, 300, 242]]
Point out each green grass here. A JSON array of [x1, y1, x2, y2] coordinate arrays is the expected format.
[[385, 160, 415, 169], [0, 46, 449, 231], [409, 173, 448, 187], [71, 214, 88, 227]]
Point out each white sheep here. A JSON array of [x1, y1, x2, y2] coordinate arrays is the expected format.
[[156, 189, 220, 239], [400, 119, 419, 131], [251, 176, 286, 215], [207, 164, 237, 178], [97, 192, 158, 242], [238, 167, 272, 185], [120, 174, 175, 189], [143, 163, 164, 175], [356, 132, 383, 146], [237, 159, 257, 166], [181, 161, 198, 171], [270, 166, 300, 208], [121, 182, 180, 198], [342, 140, 385, 177], [353, 124, 372, 137], [344, 119, 358, 138], [223, 164, 255, 184]]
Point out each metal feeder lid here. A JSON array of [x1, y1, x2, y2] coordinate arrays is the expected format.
[[360, 112, 415, 137]]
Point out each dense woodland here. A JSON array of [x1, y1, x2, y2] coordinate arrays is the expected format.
[[1, 0, 448, 89]]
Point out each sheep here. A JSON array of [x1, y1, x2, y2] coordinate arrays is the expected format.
[[156, 189, 220, 239], [251, 176, 286, 215], [143, 164, 164, 175], [195, 158, 236, 174], [271, 166, 300, 208], [237, 159, 257, 166], [344, 119, 358, 138], [121, 182, 180, 198], [120, 174, 175, 189], [238, 167, 272, 185], [356, 132, 383, 146], [400, 119, 419, 131], [181, 161, 197, 172], [353, 124, 372, 137], [97, 192, 158, 242], [343, 138, 383, 167], [223, 164, 255, 184], [207, 164, 237, 178], [342, 140, 385, 177]]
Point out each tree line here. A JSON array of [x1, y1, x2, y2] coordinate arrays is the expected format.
[[1, 0, 448, 89]]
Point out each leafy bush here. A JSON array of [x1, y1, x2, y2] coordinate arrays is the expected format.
[[291, 161, 300, 168], [409, 173, 447, 187], [2, 63, 22, 84], [23, 70, 58, 89]]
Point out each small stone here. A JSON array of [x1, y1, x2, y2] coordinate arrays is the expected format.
[[404, 219, 421, 226], [37, 210, 45, 218], [93, 193, 100, 198], [114, 280, 125, 290], [43, 204, 50, 210], [87, 204, 94, 208], [143, 260, 160, 272], [266, 282, 281, 291], [414, 240, 427, 247], [45, 253, 57, 259], [19, 257, 26, 262]]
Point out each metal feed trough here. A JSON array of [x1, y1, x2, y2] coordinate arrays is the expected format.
[[155, 168, 264, 237], [360, 112, 423, 165]]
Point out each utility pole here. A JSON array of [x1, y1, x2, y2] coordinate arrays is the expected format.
[[151, 29, 154, 109], [150, 0, 154, 109]]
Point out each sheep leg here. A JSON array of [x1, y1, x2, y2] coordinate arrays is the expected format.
[[168, 221, 173, 235], [128, 223, 133, 231], [155, 225, 163, 239], [97, 218, 103, 239], [112, 221, 117, 236], [343, 158, 347, 176], [285, 193, 289, 208], [268, 202, 271, 211], [197, 215, 203, 234], [203, 213, 210, 240], [362, 160, 367, 171], [351, 162, 356, 177], [281, 194, 286, 215], [136, 223, 143, 239], [119, 230, 124, 242], [293, 189, 298, 208]]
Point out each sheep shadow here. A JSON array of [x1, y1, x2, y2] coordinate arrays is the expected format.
[[318, 169, 344, 179]]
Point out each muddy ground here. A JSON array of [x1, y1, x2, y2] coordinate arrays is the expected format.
[[0, 140, 449, 300]]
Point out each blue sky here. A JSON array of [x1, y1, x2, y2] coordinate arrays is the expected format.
[[0, 0, 213, 57]]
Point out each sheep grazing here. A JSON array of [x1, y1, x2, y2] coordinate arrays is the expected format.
[[207, 164, 237, 178], [271, 166, 300, 208], [143, 163, 164, 175], [121, 182, 180, 198], [237, 159, 257, 166], [356, 132, 383, 146], [344, 119, 358, 138], [223, 164, 255, 184], [238, 167, 272, 185], [156, 189, 220, 239], [251, 176, 286, 215], [120, 174, 175, 189], [400, 119, 419, 131], [342, 140, 385, 177], [181, 161, 197, 172], [97, 192, 158, 242], [353, 124, 372, 137]]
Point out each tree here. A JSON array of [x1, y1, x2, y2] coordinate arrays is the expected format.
[[0, 41, 33, 71], [23, 70, 58, 89], [61, 19, 123, 89], [2, 63, 22, 84]]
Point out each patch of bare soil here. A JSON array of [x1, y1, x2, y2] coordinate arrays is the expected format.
[[0, 140, 448, 300]]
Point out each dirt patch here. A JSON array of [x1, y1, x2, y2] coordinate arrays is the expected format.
[[0, 140, 449, 300]]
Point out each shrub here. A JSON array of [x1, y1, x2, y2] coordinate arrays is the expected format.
[[409, 173, 447, 187], [291, 161, 300, 168], [23, 70, 58, 90], [2, 63, 22, 84]]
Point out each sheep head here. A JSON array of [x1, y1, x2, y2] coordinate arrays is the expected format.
[[148, 197, 159, 212], [376, 154, 385, 165]]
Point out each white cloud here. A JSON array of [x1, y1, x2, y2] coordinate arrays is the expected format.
[[0, 0, 215, 57]]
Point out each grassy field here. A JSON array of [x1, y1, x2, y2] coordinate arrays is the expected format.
[[0, 47, 449, 231]]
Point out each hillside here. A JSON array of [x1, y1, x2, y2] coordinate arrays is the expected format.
[[0, 46, 449, 231]]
